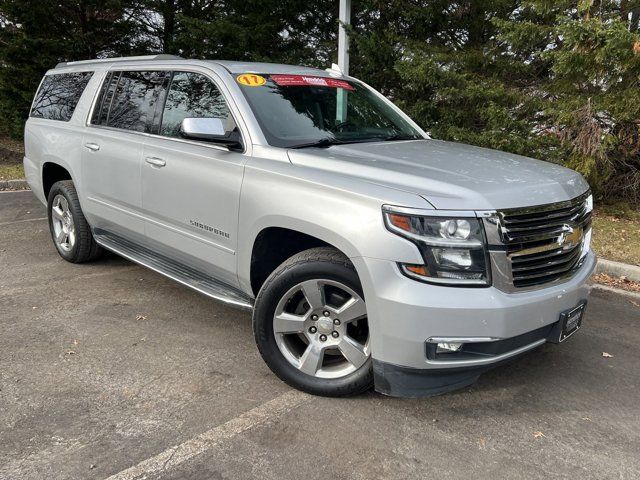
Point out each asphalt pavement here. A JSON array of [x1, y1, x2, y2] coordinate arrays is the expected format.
[[1, 190, 639, 480]]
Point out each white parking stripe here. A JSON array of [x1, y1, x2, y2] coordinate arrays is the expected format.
[[0, 216, 47, 227], [104, 390, 309, 480]]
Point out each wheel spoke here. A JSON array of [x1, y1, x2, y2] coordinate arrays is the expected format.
[[60, 197, 69, 213], [51, 206, 64, 221], [68, 230, 76, 246], [300, 280, 324, 310], [338, 336, 368, 369], [336, 296, 367, 323], [299, 343, 325, 375], [55, 229, 66, 243], [273, 312, 306, 334]]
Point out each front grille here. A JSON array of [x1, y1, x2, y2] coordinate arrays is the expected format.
[[498, 194, 592, 289]]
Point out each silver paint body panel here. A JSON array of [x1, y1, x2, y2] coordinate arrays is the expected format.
[[24, 58, 594, 373]]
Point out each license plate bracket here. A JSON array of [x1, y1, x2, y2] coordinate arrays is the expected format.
[[557, 301, 587, 342]]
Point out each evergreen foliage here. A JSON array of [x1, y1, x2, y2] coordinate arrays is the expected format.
[[1, 0, 638, 202]]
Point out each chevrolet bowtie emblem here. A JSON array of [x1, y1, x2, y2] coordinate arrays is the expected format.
[[558, 225, 583, 250]]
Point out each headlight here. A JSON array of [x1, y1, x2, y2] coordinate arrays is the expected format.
[[383, 207, 490, 286]]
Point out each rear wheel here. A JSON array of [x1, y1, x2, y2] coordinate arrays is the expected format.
[[253, 247, 373, 396], [47, 180, 103, 263]]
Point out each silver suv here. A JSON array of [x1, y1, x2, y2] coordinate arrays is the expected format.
[[24, 55, 595, 398]]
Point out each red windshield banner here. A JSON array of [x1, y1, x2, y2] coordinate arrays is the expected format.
[[270, 74, 355, 90]]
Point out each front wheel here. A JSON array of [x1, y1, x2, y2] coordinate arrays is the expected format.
[[253, 247, 373, 397]]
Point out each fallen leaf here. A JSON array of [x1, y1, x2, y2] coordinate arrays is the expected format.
[[582, 417, 592, 421], [533, 431, 546, 439], [65, 350, 76, 356], [478, 437, 487, 449], [72, 339, 78, 345], [135, 314, 147, 321], [592, 273, 640, 293], [602, 352, 613, 358]]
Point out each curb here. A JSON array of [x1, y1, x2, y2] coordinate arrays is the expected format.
[[0, 179, 29, 191], [595, 258, 640, 283], [592, 284, 640, 301]]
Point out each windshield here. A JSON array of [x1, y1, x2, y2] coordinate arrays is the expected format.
[[235, 73, 423, 148]]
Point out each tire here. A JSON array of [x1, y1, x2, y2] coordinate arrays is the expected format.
[[47, 180, 103, 263], [253, 247, 373, 397]]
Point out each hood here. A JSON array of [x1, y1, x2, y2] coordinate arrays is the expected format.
[[287, 139, 589, 210]]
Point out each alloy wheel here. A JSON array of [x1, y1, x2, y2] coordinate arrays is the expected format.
[[273, 279, 370, 379], [51, 194, 76, 252]]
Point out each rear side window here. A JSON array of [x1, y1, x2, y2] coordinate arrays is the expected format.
[[92, 71, 167, 133], [30, 72, 94, 121]]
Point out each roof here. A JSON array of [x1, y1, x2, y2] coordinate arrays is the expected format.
[[209, 60, 327, 76], [55, 54, 183, 69], [54, 55, 333, 77]]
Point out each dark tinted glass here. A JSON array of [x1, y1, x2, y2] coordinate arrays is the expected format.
[[160, 72, 235, 138], [105, 71, 166, 132], [30, 72, 93, 121], [91, 71, 117, 126]]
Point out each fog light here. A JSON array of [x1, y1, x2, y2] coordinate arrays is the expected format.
[[437, 342, 463, 353]]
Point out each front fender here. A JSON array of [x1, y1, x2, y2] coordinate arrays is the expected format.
[[236, 160, 428, 292]]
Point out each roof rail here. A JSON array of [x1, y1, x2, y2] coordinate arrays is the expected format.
[[55, 54, 183, 69]]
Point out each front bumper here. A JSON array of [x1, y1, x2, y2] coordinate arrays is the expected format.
[[352, 250, 596, 397]]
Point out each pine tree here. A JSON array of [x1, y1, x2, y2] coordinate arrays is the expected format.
[[0, 0, 142, 137]]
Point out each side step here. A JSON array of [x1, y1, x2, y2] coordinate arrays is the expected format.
[[94, 229, 254, 310]]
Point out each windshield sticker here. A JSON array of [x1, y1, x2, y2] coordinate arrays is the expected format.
[[270, 74, 355, 90], [237, 74, 266, 87]]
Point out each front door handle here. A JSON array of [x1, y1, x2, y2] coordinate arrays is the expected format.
[[84, 143, 100, 152], [145, 157, 166, 168]]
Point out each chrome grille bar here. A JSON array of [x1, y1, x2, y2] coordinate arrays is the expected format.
[[482, 192, 592, 291]]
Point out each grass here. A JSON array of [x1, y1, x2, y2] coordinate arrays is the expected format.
[[592, 209, 640, 267], [0, 163, 24, 181], [0, 133, 25, 181]]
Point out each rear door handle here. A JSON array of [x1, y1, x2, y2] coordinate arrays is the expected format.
[[84, 143, 100, 152], [145, 156, 166, 168]]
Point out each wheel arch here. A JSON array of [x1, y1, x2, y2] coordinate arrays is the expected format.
[[42, 160, 74, 199], [244, 221, 360, 296]]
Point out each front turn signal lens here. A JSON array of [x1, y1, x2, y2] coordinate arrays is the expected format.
[[404, 264, 428, 276], [388, 213, 412, 232]]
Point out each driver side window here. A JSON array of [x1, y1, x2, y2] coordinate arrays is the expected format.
[[160, 72, 235, 138]]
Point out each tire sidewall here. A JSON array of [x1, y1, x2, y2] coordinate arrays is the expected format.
[[253, 254, 373, 396], [47, 182, 80, 262]]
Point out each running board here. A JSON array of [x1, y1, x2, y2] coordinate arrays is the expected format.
[[93, 229, 254, 310]]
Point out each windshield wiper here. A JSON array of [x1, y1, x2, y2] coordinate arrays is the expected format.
[[382, 133, 421, 142], [290, 138, 348, 149]]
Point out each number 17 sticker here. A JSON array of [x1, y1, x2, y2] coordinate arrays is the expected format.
[[237, 74, 266, 86]]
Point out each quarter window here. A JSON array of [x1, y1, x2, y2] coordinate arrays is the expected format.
[[30, 72, 94, 121], [160, 72, 235, 138]]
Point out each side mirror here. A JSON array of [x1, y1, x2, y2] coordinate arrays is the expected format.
[[179, 117, 243, 151]]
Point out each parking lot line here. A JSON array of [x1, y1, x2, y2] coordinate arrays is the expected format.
[[0, 216, 47, 227], [103, 390, 310, 480]]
